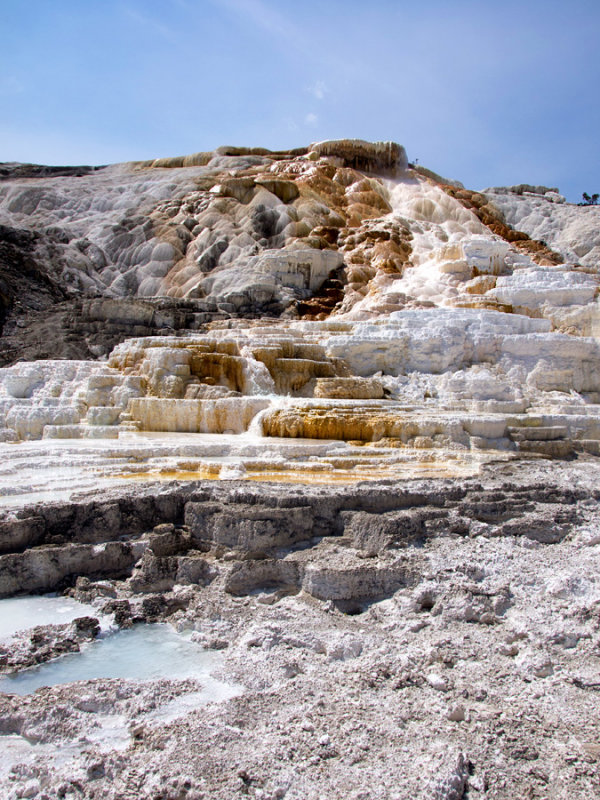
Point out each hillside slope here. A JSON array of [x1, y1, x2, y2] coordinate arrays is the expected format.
[[0, 139, 597, 363]]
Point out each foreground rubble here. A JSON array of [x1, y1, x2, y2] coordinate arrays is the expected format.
[[0, 459, 599, 799]]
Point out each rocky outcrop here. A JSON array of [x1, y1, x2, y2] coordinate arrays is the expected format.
[[0, 224, 69, 335], [0, 461, 598, 799], [438, 184, 565, 267], [308, 140, 408, 176], [0, 162, 103, 181], [201, 248, 344, 313], [484, 184, 600, 268], [0, 615, 100, 673], [0, 473, 590, 597]]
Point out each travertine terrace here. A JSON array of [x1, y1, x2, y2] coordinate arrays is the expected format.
[[0, 139, 599, 496], [0, 141, 598, 799]]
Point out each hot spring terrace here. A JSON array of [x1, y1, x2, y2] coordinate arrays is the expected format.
[[0, 314, 599, 505]]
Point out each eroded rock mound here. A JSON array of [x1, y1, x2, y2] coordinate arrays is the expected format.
[[308, 139, 408, 175], [0, 138, 597, 358]]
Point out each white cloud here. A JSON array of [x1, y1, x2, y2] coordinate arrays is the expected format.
[[304, 113, 318, 127], [308, 80, 327, 101]]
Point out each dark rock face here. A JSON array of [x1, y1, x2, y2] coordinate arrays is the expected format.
[[0, 163, 104, 181], [0, 295, 229, 366], [0, 540, 138, 596], [184, 502, 315, 554], [0, 474, 591, 598], [0, 224, 67, 334]]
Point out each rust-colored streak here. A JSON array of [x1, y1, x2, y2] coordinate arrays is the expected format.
[[440, 185, 563, 266]]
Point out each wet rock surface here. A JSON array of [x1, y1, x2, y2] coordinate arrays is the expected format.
[[0, 460, 599, 798], [0, 616, 101, 674]]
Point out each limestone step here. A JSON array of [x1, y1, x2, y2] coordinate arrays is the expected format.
[[118, 422, 141, 432], [273, 358, 336, 376], [573, 440, 600, 456], [42, 424, 83, 439], [86, 406, 123, 426], [516, 440, 574, 459], [507, 426, 568, 442], [82, 425, 120, 439], [87, 374, 125, 390], [314, 377, 384, 400]]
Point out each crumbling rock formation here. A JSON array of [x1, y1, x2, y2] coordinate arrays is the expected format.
[[308, 139, 408, 176], [0, 461, 599, 798], [0, 475, 591, 597]]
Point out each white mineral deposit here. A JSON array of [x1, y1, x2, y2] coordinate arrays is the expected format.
[[0, 139, 598, 799]]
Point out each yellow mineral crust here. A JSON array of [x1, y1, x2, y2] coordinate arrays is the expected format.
[[314, 378, 384, 399], [260, 405, 469, 446]]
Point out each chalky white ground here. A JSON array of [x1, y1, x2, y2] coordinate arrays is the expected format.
[[0, 461, 599, 799]]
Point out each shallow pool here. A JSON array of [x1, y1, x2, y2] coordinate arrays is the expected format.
[[0, 623, 237, 698], [0, 594, 101, 641]]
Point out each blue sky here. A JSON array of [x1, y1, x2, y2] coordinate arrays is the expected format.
[[1, 0, 598, 201]]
